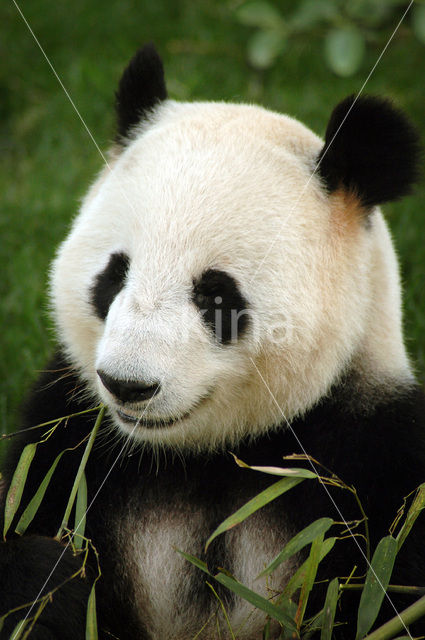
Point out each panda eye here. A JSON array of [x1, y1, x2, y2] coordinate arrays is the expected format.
[[91, 252, 130, 320], [192, 269, 250, 344]]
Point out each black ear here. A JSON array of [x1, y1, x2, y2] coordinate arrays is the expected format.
[[317, 95, 421, 208], [115, 43, 167, 141]]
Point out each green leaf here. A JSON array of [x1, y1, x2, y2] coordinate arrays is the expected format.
[[3, 443, 37, 539], [214, 572, 298, 631], [262, 619, 271, 639], [86, 583, 98, 640], [282, 537, 337, 599], [258, 517, 333, 578], [290, 0, 338, 31], [7, 619, 30, 640], [179, 549, 297, 630], [176, 549, 210, 575], [296, 533, 325, 629], [356, 536, 398, 640], [346, 0, 392, 25], [321, 577, 339, 640], [206, 582, 236, 640], [236, 1, 283, 29], [57, 406, 105, 539], [412, 4, 425, 44], [15, 449, 66, 536], [74, 470, 88, 549], [396, 483, 425, 550], [324, 27, 365, 77], [205, 475, 305, 550], [247, 29, 286, 70]]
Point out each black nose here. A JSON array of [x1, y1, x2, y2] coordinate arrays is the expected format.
[[97, 370, 160, 404]]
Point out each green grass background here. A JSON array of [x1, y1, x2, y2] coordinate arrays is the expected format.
[[1, 0, 424, 437]]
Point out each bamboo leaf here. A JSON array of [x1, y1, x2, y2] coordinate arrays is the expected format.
[[86, 583, 98, 640], [3, 443, 37, 539], [206, 582, 236, 640], [57, 406, 105, 539], [177, 549, 210, 575], [8, 619, 30, 640], [232, 455, 318, 479], [179, 549, 297, 632], [15, 450, 66, 535], [74, 471, 88, 549], [296, 533, 324, 629], [214, 572, 297, 631], [321, 577, 339, 640], [205, 476, 305, 551], [282, 537, 336, 599], [356, 536, 398, 640], [396, 483, 425, 550], [258, 517, 333, 578], [262, 619, 271, 639]]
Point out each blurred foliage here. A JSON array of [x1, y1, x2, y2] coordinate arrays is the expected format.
[[235, 0, 425, 75]]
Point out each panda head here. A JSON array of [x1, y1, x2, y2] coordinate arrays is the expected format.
[[51, 44, 421, 450]]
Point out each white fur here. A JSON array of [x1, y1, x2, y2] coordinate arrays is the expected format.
[[50, 100, 413, 451], [121, 501, 293, 639]]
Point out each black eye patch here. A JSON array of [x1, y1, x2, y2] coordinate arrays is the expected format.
[[91, 252, 130, 320], [192, 269, 250, 344]]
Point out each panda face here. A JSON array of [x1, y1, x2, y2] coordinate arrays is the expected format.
[[50, 98, 412, 450]]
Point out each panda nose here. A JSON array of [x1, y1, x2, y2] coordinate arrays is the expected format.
[[97, 370, 160, 404]]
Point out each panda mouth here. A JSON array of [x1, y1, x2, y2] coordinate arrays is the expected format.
[[114, 389, 213, 429], [115, 408, 191, 429]]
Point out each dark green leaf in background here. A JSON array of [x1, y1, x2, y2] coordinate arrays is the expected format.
[[412, 4, 425, 44], [236, 1, 283, 29]]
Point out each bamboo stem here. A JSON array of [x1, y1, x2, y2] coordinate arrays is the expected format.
[[341, 584, 425, 596], [364, 594, 425, 640]]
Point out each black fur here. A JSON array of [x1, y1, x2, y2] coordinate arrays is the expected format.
[[1, 351, 425, 639], [192, 269, 250, 344], [317, 95, 421, 208], [90, 252, 130, 320], [115, 43, 167, 141], [0, 536, 92, 640]]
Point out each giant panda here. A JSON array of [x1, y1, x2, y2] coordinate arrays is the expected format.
[[1, 44, 424, 640]]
